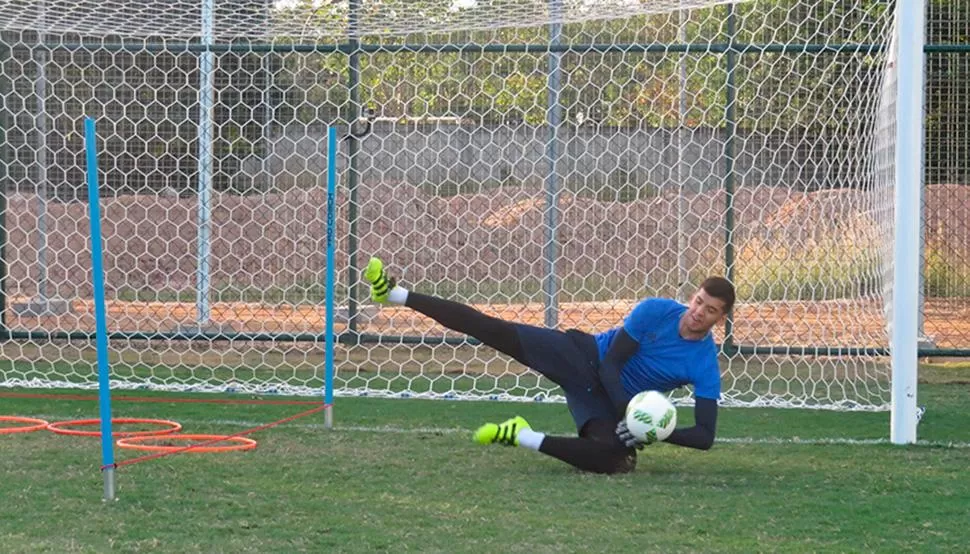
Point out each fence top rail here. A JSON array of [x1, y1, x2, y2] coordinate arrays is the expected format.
[[13, 40, 893, 55]]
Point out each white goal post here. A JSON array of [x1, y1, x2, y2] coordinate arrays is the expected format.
[[889, 0, 925, 444], [0, 1, 924, 437]]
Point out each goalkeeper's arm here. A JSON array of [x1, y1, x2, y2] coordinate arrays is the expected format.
[[665, 397, 718, 450], [596, 328, 639, 419]]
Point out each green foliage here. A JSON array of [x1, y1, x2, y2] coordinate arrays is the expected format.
[[732, 219, 880, 302], [267, 1, 898, 131], [924, 244, 970, 298], [417, 178, 506, 197], [567, 167, 658, 203]]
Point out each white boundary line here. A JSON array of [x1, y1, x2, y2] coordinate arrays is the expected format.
[[33, 414, 970, 449], [716, 436, 970, 448]]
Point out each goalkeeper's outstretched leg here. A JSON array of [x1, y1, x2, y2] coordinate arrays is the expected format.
[[365, 256, 529, 367], [474, 415, 637, 474], [363, 256, 736, 471], [366, 258, 635, 474], [363, 257, 606, 393]]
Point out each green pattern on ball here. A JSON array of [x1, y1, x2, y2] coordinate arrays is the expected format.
[[658, 408, 675, 429], [632, 410, 653, 426]]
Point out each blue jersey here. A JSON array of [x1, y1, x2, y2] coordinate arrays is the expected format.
[[594, 298, 721, 400]]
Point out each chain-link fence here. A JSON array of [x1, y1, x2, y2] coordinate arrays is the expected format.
[[0, 0, 966, 409], [922, 1, 970, 354]]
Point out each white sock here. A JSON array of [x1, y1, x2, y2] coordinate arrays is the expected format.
[[387, 286, 409, 305], [516, 429, 545, 451]]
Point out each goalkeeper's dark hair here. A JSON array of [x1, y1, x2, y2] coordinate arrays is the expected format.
[[700, 276, 736, 314]]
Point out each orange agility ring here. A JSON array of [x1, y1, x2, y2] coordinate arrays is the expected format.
[[117, 434, 258, 453], [0, 416, 50, 434], [47, 418, 182, 437]]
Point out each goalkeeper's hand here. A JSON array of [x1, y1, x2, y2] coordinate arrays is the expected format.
[[615, 419, 652, 450]]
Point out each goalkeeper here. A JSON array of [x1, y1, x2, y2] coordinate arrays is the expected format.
[[364, 257, 734, 474]]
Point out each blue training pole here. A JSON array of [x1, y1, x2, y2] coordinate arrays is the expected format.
[[324, 126, 337, 427], [85, 117, 116, 501]]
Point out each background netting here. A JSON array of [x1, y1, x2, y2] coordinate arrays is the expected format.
[[0, 1, 738, 40], [1, 0, 967, 409]]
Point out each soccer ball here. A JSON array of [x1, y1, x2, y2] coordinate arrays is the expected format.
[[624, 390, 677, 443]]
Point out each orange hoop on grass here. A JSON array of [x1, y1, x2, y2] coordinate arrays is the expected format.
[[46, 418, 182, 437], [116, 434, 257, 453], [0, 416, 50, 434]]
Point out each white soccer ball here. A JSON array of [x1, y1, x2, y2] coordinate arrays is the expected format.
[[624, 390, 677, 443]]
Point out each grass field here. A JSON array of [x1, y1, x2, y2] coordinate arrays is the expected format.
[[2, 368, 970, 553]]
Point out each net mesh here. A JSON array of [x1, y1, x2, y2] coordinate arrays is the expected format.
[[1, 0, 904, 409], [1, 1, 738, 40]]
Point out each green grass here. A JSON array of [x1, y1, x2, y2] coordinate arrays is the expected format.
[[1, 377, 970, 553]]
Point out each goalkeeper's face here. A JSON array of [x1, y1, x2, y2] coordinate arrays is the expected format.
[[681, 288, 728, 337]]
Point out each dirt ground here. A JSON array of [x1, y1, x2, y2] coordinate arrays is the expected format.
[[7, 295, 970, 350], [5, 183, 969, 351]]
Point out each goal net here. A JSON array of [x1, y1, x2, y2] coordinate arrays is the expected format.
[[0, 0, 898, 410]]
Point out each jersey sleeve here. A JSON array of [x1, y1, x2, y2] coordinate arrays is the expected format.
[[621, 298, 666, 341], [692, 345, 722, 400]]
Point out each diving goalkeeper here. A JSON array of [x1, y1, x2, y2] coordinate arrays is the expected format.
[[364, 257, 734, 474]]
